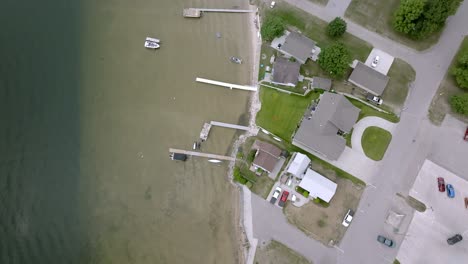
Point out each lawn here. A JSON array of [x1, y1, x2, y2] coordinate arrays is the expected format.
[[382, 59, 416, 113], [361, 126, 392, 161], [348, 97, 399, 123], [429, 37, 468, 125], [345, 0, 443, 51], [254, 240, 311, 264], [267, 3, 373, 63], [256, 87, 320, 140]]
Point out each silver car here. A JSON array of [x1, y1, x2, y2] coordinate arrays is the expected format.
[[270, 187, 282, 204], [342, 209, 354, 227]]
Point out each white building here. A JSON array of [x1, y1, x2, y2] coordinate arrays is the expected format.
[[287, 153, 311, 179], [299, 169, 337, 203]]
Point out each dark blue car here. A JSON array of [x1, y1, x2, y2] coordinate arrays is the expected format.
[[446, 184, 455, 198]]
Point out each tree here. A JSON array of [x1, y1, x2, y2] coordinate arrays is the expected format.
[[327, 17, 347, 38], [317, 42, 351, 79], [451, 53, 468, 89], [393, 0, 425, 36], [450, 93, 468, 115], [260, 15, 285, 41]]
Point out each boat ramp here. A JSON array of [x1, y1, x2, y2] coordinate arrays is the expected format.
[[183, 8, 256, 18]]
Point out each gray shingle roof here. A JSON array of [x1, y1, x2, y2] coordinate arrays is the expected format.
[[292, 92, 360, 160], [348, 62, 389, 95], [312, 77, 332, 91], [253, 141, 281, 173], [272, 57, 301, 86], [280, 32, 316, 64]]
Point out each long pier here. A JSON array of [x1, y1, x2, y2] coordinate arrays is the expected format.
[[169, 148, 235, 161], [183, 8, 256, 18], [196, 77, 257, 91], [210, 121, 250, 131]]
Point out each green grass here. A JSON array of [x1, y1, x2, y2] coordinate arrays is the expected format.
[[382, 58, 416, 111], [429, 37, 468, 125], [344, 129, 353, 147], [345, 0, 443, 51], [267, 3, 372, 63], [348, 98, 399, 123], [393, 259, 400, 264], [256, 87, 321, 140], [361, 126, 392, 161], [254, 240, 311, 264], [251, 175, 276, 199]]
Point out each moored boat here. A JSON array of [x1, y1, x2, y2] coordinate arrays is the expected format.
[[146, 37, 160, 43], [144, 41, 160, 49], [208, 159, 222, 163]]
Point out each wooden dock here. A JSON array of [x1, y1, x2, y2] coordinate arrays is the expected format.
[[210, 121, 250, 131], [183, 8, 256, 18], [169, 148, 235, 161], [200, 123, 212, 141], [196, 77, 257, 91]]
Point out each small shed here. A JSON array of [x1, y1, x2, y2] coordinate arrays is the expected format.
[[299, 169, 337, 203]]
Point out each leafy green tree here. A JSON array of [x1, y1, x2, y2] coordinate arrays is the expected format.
[[327, 17, 347, 38], [452, 53, 468, 89], [393, 0, 425, 36], [450, 93, 468, 115], [317, 42, 351, 79], [260, 15, 285, 41]]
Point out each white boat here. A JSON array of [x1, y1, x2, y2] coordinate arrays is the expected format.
[[208, 159, 222, 163], [230, 56, 242, 64], [144, 41, 160, 49], [146, 37, 160, 43]]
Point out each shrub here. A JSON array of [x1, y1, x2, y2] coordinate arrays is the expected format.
[[450, 93, 468, 115], [452, 53, 468, 89], [317, 42, 351, 79], [233, 167, 247, 184], [327, 17, 347, 38], [247, 149, 257, 163], [245, 181, 253, 189], [261, 15, 285, 42], [313, 197, 330, 207]]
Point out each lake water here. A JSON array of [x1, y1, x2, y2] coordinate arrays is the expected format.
[[0, 0, 253, 263]]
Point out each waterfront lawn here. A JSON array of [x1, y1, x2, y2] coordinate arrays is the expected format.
[[269, 2, 372, 63], [361, 126, 392, 161], [381, 59, 416, 113], [345, 0, 442, 51], [348, 98, 399, 123], [429, 37, 468, 125], [256, 87, 320, 140], [259, 43, 277, 81], [254, 240, 311, 264]]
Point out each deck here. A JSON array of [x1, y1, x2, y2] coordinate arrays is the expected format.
[[169, 148, 235, 161]]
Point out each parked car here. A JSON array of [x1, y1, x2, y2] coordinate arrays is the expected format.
[[377, 235, 395, 248], [278, 191, 289, 207], [464, 127, 468, 141], [342, 209, 354, 227], [447, 234, 463, 245], [446, 184, 455, 198], [437, 177, 445, 192], [286, 177, 293, 187], [270, 1, 276, 8], [270, 187, 282, 204], [371, 56, 380, 68], [366, 93, 383, 105]]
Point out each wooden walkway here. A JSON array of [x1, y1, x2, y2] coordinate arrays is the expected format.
[[196, 77, 257, 91], [183, 8, 256, 18], [169, 148, 235, 161], [210, 121, 250, 131]]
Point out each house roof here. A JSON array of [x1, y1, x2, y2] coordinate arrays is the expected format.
[[299, 168, 337, 203], [348, 62, 389, 95], [253, 141, 281, 173], [292, 92, 360, 160], [312, 77, 332, 91], [272, 57, 301, 86], [287, 152, 311, 178], [280, 32, 316, 64]]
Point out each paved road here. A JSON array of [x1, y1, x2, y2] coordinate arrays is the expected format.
[[260, 0, 468, 263]]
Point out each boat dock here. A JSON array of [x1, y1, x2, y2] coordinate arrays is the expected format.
[[210, 121, 250, 131], [196, 77, 257, 91], [169, 148, 235, 161], [183, 8, 256, 18], [200, 123, 212, 141]]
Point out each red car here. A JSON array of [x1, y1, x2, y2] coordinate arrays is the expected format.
[[464, 127, 468, 141], [438, 177, 445, 192], [278, 191, 289, 207]]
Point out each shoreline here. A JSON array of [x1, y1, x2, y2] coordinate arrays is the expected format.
[[226, 5, 263, 264]]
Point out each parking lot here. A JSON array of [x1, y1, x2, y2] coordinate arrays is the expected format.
[[397, 160, 468, 263]]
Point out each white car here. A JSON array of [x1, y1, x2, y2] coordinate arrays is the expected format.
[[342, 209, 354, 227], [371, 56, 380, 68], [270, 1, 276, 8], [270, 187, 282, 204], [366, 93, 383, 105]]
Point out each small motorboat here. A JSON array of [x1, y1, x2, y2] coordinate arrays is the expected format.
[[145, 41, 160, 49], [192, 141, 201, 150], [230, 56, 242, 64], [170, 153, 187, 161], [146, 37, 160, 43], [208, 159, 222, 163]]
